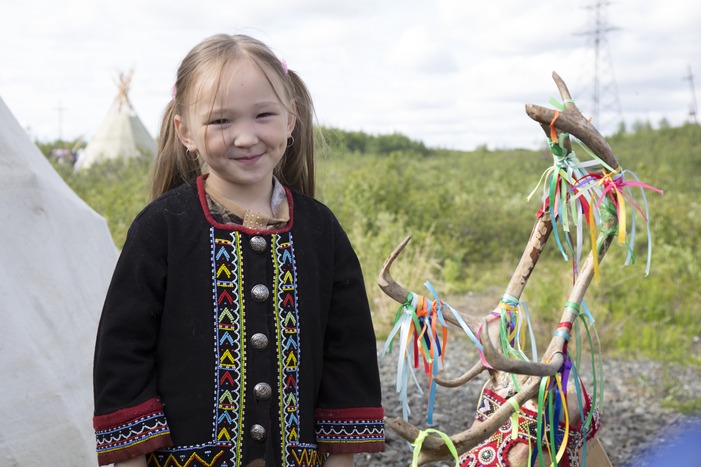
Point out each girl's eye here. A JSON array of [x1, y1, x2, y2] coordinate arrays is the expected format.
[[257, 112, 274, 119], [209, 118, 229, 125]]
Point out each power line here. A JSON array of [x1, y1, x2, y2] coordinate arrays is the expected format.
[[576, 0, 623, 135], [683, 65, 698, 124]]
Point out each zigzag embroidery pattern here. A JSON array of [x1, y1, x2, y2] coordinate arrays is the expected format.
[[271, 233, 305, 466], [148, 448, 225, 467], [315, 420, 386, 443], [95, 413, 170, 454], [287, 445, 326, 466], [211, 229, 245, 462]]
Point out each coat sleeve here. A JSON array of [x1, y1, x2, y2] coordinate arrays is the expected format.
[[92, 213, 173, 465], [314, 219, 385, 454]]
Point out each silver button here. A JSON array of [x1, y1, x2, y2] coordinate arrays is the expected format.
[[250, 236, 267, 253], [254, 382, 272, 401], [251, 284, 269, 302], [250, 333, 268, 351], [250, 424, 266, 441]]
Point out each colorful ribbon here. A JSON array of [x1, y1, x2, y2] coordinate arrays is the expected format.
[[531, 97, 663, 282], [527, 126, 606, 273], [382, 282, 485, 424], [574, 167, 664, 277]]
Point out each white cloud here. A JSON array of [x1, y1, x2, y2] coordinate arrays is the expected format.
[[1, 0, 699, 150], [387, 25, 459, 73]]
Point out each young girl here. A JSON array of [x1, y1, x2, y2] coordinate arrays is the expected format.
[[92, 34, 385, 467]]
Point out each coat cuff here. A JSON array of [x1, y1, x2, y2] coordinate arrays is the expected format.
[[314, 407, 385, 454], [93, 398, 173, 466]]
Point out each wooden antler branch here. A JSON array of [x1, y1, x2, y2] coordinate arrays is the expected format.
[[526, 72, 618, 170], [381, 71, 620, 465], [378, 235, 482, 332]]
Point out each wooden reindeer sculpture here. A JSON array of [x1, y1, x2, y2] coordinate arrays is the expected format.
[[379, 72, 662, 466]]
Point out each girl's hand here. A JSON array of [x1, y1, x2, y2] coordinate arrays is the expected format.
[[324, 453, 354, 467], [115, 455, 148, 467]]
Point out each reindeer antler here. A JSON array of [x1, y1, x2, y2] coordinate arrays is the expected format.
[[476, 71, 621, 377], [380, 71, 626, 465], [526, 71, 618, 169], [378, 235, 482, 333]]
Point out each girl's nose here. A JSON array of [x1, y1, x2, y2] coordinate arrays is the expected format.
[[233, 123, 258, 148]]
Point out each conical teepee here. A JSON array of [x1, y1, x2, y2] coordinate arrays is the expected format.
[[75, 70, 156, 171], [0, 95, 119, 465]]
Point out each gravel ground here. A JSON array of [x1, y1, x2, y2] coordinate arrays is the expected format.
[[357, 336, 701, 466]]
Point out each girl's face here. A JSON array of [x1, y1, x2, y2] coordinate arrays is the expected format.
[[175, 59, 295, 199]]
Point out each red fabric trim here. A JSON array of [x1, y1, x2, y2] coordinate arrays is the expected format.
[[314, 406, 384, 421], [97, 433, 173, 466], [93, 398, 165, 430], [196, 174, 294, 234]]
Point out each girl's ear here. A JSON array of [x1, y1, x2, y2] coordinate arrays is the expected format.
[[286, 103, 296, 137], [174, 114, 195, 148]]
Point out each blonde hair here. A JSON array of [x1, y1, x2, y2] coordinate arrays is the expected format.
[[150, 33, 316, 201]]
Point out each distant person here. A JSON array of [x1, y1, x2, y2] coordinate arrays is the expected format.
[[92, 33, 384, 467], [52, 147, 70, 163]]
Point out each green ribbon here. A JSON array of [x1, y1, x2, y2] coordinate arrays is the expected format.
[[411, 428, 460, 467]]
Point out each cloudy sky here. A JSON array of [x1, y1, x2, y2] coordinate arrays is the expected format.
[[1, 0, 699, 151]]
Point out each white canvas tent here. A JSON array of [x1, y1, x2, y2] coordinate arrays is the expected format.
[[0, 96, 118, 466], [75, 70, 156, 171]]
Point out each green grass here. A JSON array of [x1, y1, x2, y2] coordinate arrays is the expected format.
[[46, 123, 701, 366]]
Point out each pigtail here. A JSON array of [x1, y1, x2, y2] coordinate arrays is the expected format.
[[276, 69, 317, 198], [149, 100, 202, 202]]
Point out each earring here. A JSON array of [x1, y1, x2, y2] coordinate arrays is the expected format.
[[185, 147, 199, 161], [286, 136, 295, 148]]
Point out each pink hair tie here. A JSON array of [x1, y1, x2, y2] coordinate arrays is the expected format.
[[279, 58, 288, 75], [171, 84, 177, 100]]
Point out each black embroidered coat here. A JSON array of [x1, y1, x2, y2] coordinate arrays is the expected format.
[[93, 176, 384, 466]]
